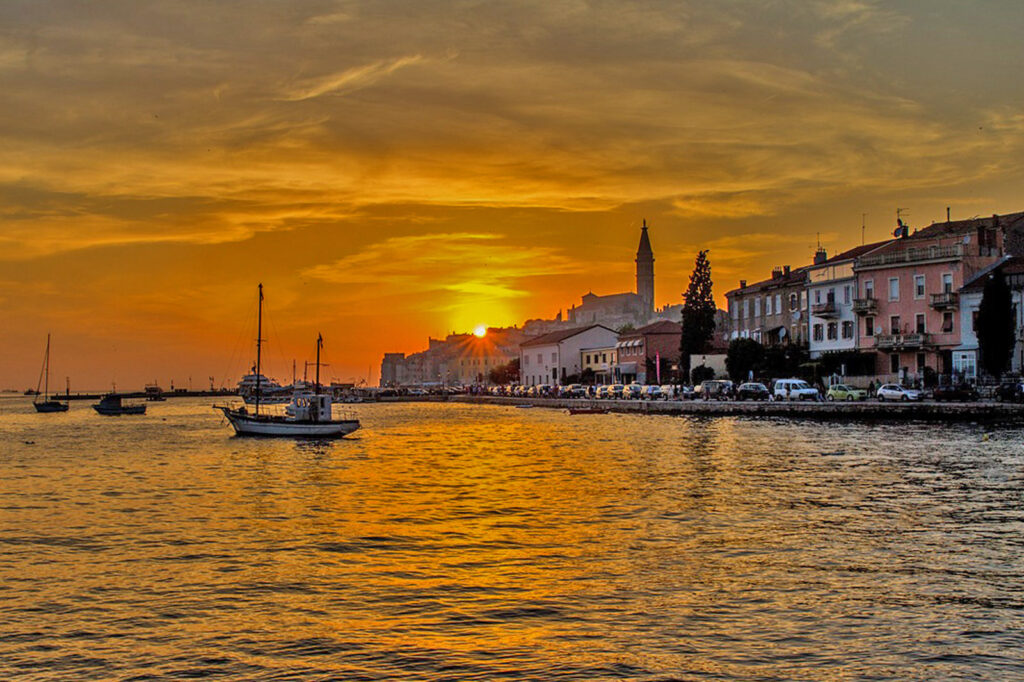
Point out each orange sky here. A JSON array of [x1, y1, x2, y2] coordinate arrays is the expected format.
[[2, 1, 1024, 390]]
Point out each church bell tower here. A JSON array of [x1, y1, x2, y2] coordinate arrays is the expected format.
[[635, 219, 654, 316]]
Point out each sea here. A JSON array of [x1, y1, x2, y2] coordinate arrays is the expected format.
[[1, 397, 1023, 680]]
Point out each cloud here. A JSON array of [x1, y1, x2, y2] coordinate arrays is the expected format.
[[280, 55, 424, 101]]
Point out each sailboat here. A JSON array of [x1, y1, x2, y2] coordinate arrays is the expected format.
[[33, 334, 69, 413], [215, 284, 360, 438]]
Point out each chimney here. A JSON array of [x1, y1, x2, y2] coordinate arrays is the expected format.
[[784, 265, 791, 276], [813, 247, 828, 265], [739, 279, 747, 288], [772, 267, 783, 279], [947, 207, 951, 223]]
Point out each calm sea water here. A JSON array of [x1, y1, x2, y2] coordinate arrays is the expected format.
[[1, 397, 1023, 680]]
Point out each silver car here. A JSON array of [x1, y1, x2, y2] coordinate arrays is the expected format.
[[876, 384, 922, 401]]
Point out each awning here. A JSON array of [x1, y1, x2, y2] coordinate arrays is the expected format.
[[616, 362, 638, 374]]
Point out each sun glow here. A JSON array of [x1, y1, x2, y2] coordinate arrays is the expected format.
[[473, 325, 487, 338]]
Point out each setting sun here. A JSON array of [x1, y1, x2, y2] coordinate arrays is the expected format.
[[473, 325, 487, 338]]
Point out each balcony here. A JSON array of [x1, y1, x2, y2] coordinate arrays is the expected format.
[[874, 333, 930, 350], [811, 301, 839, 318], [857, 243, 964, 269], [929, 292, 959, 309], [852, 297, 878, 315]]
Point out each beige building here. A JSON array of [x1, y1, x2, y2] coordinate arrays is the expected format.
[[580, 345, 617, 384]]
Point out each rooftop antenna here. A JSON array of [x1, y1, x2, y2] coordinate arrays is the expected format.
[[947, 206, 951, 223], [861, 213, 867, 245]]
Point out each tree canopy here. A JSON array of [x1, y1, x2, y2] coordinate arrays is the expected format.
[[977, 269, 1015, 380], [679, 250, 716, 376]]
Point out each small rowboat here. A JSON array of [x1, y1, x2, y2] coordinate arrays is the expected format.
[[567, 407, 608, 415]]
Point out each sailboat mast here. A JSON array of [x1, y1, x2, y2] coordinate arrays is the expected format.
[[315, 334, 322, 394], [43, 333, 51, 400], [255, 283, 263, 416]]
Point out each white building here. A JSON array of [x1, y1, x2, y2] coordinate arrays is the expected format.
[[954, 255, 1024, 381], [520, 325, 618, 386], [806, 242, 891, 358]]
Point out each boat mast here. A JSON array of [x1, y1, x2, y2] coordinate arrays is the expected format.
[[315, 334, 322, 394], [255, 283, 263, 416], [40, 333, 52, 401]]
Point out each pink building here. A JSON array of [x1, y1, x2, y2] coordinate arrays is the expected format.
[[852, 214, 1012, 383]]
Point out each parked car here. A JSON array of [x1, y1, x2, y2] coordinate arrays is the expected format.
[[641, 385, 663, 400], [699, 379, 734, 401], [676, 385, 696, 400], [772, 379, 820, 401], [623, 383, 645, 399], [933, 383, 980, 402], [607, 384, 625, 399], [825, 384, 867, 402], [736, 382, 770, 401], [996, 381, 1024, 403], [659, 384, 677, 400], [876, 384, 922, 401], [563, 383, 586, 398]]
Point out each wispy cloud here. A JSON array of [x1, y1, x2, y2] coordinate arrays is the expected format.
[[281, 55, 423, 101]]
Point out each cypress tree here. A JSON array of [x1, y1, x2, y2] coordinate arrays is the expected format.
[[977, 268, 1015, 380], [679, 250, 716, 379]]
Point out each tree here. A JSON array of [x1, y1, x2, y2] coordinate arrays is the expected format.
[[691, 364, 715, 385], [977, 269, 1015, 380], [488, 358, 520, 385], [680, 250, 716, 378], [617, 323, 636, 335], [725, 338, 764, 382]]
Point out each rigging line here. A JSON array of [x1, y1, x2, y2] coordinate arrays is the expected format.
[[218, 295, 258, 390], [262, 295, 290, 383]]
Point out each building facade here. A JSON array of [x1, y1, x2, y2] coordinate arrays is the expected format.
[[520, 325, 619, 386], [580, 345, 618, 384], [615, 320, 681, 384], [726, 264, 810, 346], [955, 255, 1024, 381], [852, 215, 1007, 383]]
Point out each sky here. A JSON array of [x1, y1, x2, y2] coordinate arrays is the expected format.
[[2, 0, 1024, 390]]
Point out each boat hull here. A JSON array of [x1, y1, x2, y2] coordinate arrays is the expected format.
[[34, 400, 69, 413], [93, 405, 147, 415], [218, 407, 359, 438]]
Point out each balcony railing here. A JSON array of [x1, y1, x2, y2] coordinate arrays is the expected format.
[[929, 292, 959, 309], [874, 333, 931, 349], [811, 301, 839, 318], [852, 297, 878, 315], [858, 244, 964, 269]]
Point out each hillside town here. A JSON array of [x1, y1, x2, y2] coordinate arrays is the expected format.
[[380, 211, 1024, 393]]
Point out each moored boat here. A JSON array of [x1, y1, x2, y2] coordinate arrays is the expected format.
[[33, 334, 69, 413], [93, 394, 147, 416], [214, 284, 360, 438]]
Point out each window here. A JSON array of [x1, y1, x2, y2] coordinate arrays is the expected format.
[[942, 273, 953, 293], [790, 293, 798, 311], [843, 286, 851, 305], [765, 296, 772, 316], [775, 294, 781, 313], [524, 355, 530, 366], [827, 322, 838, 340], [602, 353, 607, 363], [914, 275, 925, 299], [865, 316, 875, 337], [731, 301, 738, 321], [972, 311, 979, 332], [551, 352, 557, 363], [890, 315, 900, 334], [744, 299, 750, 318], [916, 313, 926, 334], [815, 289, 821, 304], [827, 288, 835, 303], [942, 312, 954, 333], [754, 297, 761, 317], [917, 353, 926, 371], [841, 320, 853, 339], [890, 354, 900, 373], [585, 354, 590, 364], [537, 353, 542, 364], [888, 277, 900, 301], [800, 291, 807, 309], [813, 324, 824, 341]]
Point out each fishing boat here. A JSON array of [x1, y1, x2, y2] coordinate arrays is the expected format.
[[93, 393, 146, 416], [215, 284, 360, 438], [33, 334, 69, 413]]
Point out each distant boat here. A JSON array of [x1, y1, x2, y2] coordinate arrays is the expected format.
[[215, 284, 360, 438], [33, 334, 69, 413], [93, 393, 146, 416]]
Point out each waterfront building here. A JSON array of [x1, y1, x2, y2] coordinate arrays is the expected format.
[[614, 320, 682, 384], [580, 345, 617, 384], [806, 241, 892, 359], [520, 325, 618, 386], [852, 214, 1012, 383], [726, 263, 810, 346], [955, 255, 1024, 381], [381, 327, 529, 387]]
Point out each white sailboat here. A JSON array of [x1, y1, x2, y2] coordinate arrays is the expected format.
[[215, 284, 360, 438]]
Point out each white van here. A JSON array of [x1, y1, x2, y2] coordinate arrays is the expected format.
[[772, 378, 820, 401]]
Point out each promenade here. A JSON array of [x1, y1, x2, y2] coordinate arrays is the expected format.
[[452, 395, 1024, 422]]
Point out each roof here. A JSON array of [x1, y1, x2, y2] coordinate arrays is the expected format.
[[817, 239, 893, 265], [636, 222, 653, 256], [580, 291, 639, 304], [620, 320, 681, 339], [725, 265, 810, 297], [520, 324, 616, 347], [960, 255, 1024, 293], [912, 211, 1024, 241]]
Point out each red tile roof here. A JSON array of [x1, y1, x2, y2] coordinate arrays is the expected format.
[[520, 324, 616, 347]]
